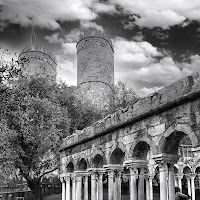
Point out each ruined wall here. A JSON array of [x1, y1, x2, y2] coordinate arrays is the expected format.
[[60, 73, 200, 172], [76, 29, 114, 110]]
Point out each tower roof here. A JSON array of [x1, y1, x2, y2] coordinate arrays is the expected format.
[[19, 28, 57, 64], [77, 29, 114, 51]]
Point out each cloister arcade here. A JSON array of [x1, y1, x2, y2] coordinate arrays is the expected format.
[[60, 74, 200, 200]]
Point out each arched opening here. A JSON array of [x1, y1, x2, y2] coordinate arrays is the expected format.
[[110, 148, 124, 164], [93, 154, 104, 168], [132, 141, 150, 160], [183, 166, 192, 174], [162, 131, 186, 154], [66, 162, 74, 173], [78, 158, 87, 171]]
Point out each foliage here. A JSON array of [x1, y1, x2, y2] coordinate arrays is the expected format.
[[113, 80, 140, 111]]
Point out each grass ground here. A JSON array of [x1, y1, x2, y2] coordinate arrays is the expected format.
[[43, 190, 200, 200]]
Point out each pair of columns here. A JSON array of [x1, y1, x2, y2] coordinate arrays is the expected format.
[[104, 165, 123, 200], [124, 160, 152, 200], [153, 153, 180, 200], [186, 174, 196, 200], [175, 173, 197, 200]]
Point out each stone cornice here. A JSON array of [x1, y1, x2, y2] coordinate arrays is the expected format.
[[60, 73, 200, 152]]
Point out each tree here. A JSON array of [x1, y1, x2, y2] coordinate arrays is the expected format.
[[0, 76, 70, 200], [0, 75, 102, 200], [113, 80, 140, 111]]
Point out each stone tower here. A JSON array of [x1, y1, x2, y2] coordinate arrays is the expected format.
[[76, 29, 114, 112], [18, 30, 57, 80]]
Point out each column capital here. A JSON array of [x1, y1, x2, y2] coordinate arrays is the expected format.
[[60, 177, 65, 183], [175, 173, 183, 179], [152, 153, 179, 165], [124, 159, 148, 169]]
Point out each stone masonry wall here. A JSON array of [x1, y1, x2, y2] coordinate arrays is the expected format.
[[60, 73, 200, 172]]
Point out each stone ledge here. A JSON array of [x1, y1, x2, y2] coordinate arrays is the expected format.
[[60, 73, 200, 152]]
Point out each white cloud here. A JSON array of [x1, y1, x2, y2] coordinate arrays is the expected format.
[[0, 0, 95, 30], [134, 9, 185, 29], [111, 0, 200, 28], [113, 37, 200, 96]]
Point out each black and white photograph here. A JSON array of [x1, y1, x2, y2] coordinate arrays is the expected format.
[[0, 0, 200, 200]]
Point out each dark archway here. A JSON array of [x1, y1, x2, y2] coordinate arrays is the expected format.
[[132, 141, 150, 160], [93, 154, 104, 168], [66, 162, 74, 172], [162, 131, 186, 154], [78, 158, 87, 171], [110, 148, 124, 164], [183, 166, 191, 174]]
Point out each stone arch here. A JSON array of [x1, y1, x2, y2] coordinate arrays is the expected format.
[[183, 166, 192, 174], [66, 161, 74, 172], [110, 148, 125, 164], [77, 158, 88, 171], [158, 124, 198, 154], [108, 141, 128, 163], [195, 166, 200, 174], [92, 154, 104, 168], [91, 148, 106, 165], [129, 136, 157, 159]]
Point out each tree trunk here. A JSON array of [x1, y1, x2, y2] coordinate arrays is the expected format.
[[28, 179, 43, 200]]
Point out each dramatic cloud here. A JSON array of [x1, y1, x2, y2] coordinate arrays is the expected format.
[[113, 37, 200, 96], [111, 0, 200, 29], [0, 0, 94, 30]]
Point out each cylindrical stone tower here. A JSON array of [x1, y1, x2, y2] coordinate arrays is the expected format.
[[18, 32, 57, 80], [76, 29, 114, 112]]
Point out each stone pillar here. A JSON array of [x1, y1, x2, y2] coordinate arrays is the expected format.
[[91, 171, 97, 200], [153, 153, 179, 200], [129, 167, 138, 200], [138, 167, 145, 200], [149, 176, 153, 200], [72, 175, 76, 200], [98, 172, 104, 200], [145, 176, 150, 200], [116, 170, 122, 200], [186, 176, 191, 196], [76, 175, 82, 200], [168, 163, 175, 200], [84, 175, 88, 200], [108, 170, 114, 200], [61, 177, 66, 200], [65, 176, 71, 200], [158, 162, 168, 200], [191, 174, 196, 200], [177, 175, 183, 191]]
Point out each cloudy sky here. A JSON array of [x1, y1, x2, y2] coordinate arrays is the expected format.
[[1, 0, 200, 96]]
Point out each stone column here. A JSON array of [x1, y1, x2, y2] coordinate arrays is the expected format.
[[191, 174, 196, 200], [168, 163, 175, 200], [84, 175, 88, 200], [116, 170, 122, 200], [177, 175, 183, 191], [186, 176, 191, 196], [65, 176, 71, 200], [108, 170, 114, 200], [61, 177, 66, 200], [98, 171, 104, 200], [76, 175, 82, 200], [72, 175, 76, 200], [129, 167, 138, 200], [91, 171, 97, 200], [158, 162, 168, 200], [149, 176, 153, 200], [138, 167, 145, 200], [145, 176, 150, 200]]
